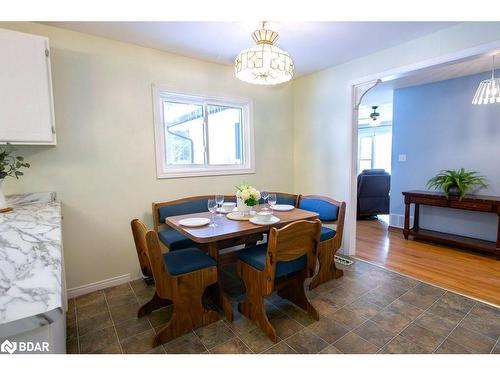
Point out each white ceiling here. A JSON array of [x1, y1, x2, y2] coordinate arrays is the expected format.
[[43, 21, 458, 76]]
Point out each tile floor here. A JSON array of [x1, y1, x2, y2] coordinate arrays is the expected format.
[[66, 259, 500, 354]]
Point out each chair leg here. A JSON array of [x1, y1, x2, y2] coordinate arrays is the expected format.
[[237, 263, 277, 343], [277, 270, 319, 321], [153, 270, 219, 346], [137, 291, 172, 318], [309, 240, 344, 291]]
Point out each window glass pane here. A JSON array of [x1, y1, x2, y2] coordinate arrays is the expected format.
[[206, 104, 243, 165], [359, 159, 372, 171], [359, 136, 373, 160], [163, 101, 205, 165]]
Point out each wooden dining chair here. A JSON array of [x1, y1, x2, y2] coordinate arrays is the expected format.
[[298, 195, 346, 290], [131, 219, 219, 346], [236, 219, 322, 342], [131, 219, 154, 285]]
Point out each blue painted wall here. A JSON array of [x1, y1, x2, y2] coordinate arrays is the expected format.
[[391, 69, 500, 241]]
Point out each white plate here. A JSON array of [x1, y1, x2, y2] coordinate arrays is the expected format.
[[178, 218, 210, 227], [249, 216, 280, 225], [216, 207, 237, 214], [271, 204, 295, 212]]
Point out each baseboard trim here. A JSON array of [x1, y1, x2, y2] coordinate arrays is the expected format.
[[67, 274, 134, 299]]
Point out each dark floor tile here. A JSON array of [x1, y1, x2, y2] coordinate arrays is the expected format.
[[134, 287, 156, 305], [115, 317, 152, 341], [380, 335, 429, 354], [348, 296, 383, 319], [374, 283, 410, 300], [224, 309, 256, 335], [77, 310, 113, 336], [362, 289, 400, 308], [263, 341, 296, 354], [399, 283, 445, 310], [321, 287, 359, 308], [146, 346, 167, 354], [427, 292, 475, 324], [435, 339, 472, 354], [330, 307, 368, 330], [209, 338, 252, 354], [371, 308, 413, 335], [269, 313, 303, 339], [307, 317, 349, 344], [79, 326, 120, 354], [106, 293, 138, 307], [414, 311, 457, 337], [239, 327, 276, 353], [400, 322, 445, 352], [448, 325, 496, 353], [76, 299, 108, 321], [91, 343, 122, 354], [120, 329, 157, 354], [147, 306, 173, 328], [387, 275, 419, 291], [459, 303, 500, 340], [163, 332, 207, 354], [66, 338, 79, 354], [103, 283, 133, 300], [285, 329, 329, 354], [195, 320, 235, 349], [386, 299, 424, 321], [66, 317, 78, 340], [319, 345, 342, 354], [130, 279, 149, 293], [333, 331, 379, 354], [492, 341, 500, 354], [109, 302, 140, 325], [354, 320, 395, 348], [310, 295, 339, 318], [75, 291, 105, 308]]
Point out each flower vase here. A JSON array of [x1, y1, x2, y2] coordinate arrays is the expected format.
[[0, 180, 11, 212], [237, 197, 252, 216]]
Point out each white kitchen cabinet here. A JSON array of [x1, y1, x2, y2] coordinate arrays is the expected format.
[[0, 28, 56, 144]]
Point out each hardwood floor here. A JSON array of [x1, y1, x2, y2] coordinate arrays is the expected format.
[[355, 219, 500, 307]]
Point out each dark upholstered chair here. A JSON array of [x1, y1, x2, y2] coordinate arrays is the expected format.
[[357, 169, 390, 219], [298, 195, 346, 290], [152, 195, 236, 251], [131, 219, 219, 346], [236, 220, 321, 342]]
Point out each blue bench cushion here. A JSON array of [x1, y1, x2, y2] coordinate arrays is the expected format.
[[238, 244, 307, 278], [321, 226, 336, 241], [163, 248, 217, 276], [158, 199, 209, 223], [258, 194, 297, 206], [299, 198, 339, 221], [158, 228, 195, 251]]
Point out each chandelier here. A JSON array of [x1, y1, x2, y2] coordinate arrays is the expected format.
[[235, 21, 294, 85], [472, 54, 500, 105]]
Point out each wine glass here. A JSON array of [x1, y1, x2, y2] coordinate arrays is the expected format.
[[268, 193, 277, 212], [207, 199, 218, 227], [261, 190, 269, 210], [215, 194, 224, 216]]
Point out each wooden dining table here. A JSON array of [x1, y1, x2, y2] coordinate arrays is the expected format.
[[165, 208, 319, 321]]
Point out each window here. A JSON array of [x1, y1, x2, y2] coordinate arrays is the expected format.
[[153, 87, 254, 178]]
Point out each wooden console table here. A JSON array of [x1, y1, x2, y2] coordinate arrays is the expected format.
[[402, 190, 500, 258]]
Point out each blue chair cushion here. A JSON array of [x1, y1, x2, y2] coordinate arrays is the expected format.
[[238, 244, 307, 278], [258, 193, 297, 206], [158, 228, 195, 251], [299, 198, 339, 221], [163, 248, 217, 276], [321, 226, 336, 242]]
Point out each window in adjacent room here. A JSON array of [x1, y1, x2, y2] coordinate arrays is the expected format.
[[153, 87, 254, 178]]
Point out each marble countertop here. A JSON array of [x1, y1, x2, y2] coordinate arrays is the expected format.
[[0, 192, 64, 338]]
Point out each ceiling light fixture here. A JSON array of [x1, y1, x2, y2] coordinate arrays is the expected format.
[[235, 21, 294, 85], [370, 106, 381, 126], [472, 53, 500, 105]]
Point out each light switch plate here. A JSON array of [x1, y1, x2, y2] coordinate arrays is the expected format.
[[398, 154, 407, 162]]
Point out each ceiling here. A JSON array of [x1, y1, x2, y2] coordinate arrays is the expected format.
[[363, 51, 500, 105], [43, 22, 458, 76]]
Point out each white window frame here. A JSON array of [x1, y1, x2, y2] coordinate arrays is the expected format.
[[152, 86, 255, 179]]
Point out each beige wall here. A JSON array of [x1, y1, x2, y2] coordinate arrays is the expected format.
[[292, 22, 500, 254], [0, 22, 295, 289]]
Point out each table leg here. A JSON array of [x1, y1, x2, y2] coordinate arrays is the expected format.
[[413, 203, 420, 232], [403, 202, 410, 240], [207, 242, 234, 321]]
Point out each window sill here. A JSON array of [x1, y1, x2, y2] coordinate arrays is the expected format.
[[157, 167, 255, 179]]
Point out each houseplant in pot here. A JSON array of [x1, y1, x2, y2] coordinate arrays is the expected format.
[[426, 168, 487, 201], [0, 144, 30, 212], [235, 183, 261, 216]]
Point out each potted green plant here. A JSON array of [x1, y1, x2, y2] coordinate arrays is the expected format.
[[426, 168, 487, 200], [0, 144, 30, 212]]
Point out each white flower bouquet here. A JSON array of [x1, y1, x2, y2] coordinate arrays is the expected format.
[[235, 183, 261, 215]]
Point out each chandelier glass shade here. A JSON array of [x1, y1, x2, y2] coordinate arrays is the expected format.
[[235, 23, 294, 85], [472, 54, 500, 105]]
